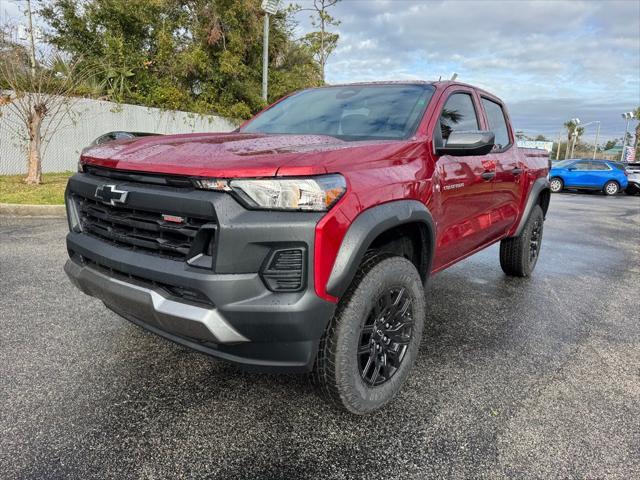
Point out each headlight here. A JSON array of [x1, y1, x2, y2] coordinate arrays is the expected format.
[[193, 174, 346, 211]]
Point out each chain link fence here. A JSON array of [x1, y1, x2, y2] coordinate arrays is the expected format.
[[0, 95, 236, 175]]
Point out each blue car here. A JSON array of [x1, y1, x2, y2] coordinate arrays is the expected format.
[[549, 159, 629, 196]]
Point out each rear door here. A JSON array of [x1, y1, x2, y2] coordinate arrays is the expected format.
[[480, 96, 523, 235], [431, 88, 500, 270], [587, 161, 614, 188], [564, 161, 592, 187]]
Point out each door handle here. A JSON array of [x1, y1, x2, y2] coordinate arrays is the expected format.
[[512, 167, 523, 176], [481, 171, 496, 180]]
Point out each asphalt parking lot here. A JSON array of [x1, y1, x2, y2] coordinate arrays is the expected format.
[[1, 193, 639, 479]]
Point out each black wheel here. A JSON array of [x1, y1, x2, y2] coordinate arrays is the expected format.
[[499, 205, 544, 277], [549, 177, 563, 193], [603, 180, 620, 196], [312, 254, 426, 414], [625, 184, 640, 195]]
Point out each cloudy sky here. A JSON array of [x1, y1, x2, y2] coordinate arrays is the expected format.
[[291, 0, 640, 141], [2, 0, 638, 141]]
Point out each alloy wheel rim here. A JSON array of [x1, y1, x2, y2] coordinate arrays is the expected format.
[[529, 219, 542, 263], [551, 180, 561, 192], [606, 183, 617, 194], [357, 287, 414, 387]]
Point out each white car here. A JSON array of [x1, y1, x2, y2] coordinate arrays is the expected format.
[[626, 162, 640, 195]]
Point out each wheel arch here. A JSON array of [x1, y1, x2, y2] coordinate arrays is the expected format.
[[513, 177, 550, 237], [325, 200, 435, 298]]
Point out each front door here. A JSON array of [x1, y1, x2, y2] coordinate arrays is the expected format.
[[565, 160, 598, 187], [431, 89, 500, 270]]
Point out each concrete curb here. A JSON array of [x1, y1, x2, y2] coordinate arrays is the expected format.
[[0, 203, 66, 217]]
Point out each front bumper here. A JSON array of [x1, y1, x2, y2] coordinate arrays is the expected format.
[[64, 172, 336, 372], [65, 259, 249, 344]]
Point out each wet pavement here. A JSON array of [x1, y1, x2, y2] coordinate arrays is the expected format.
[[1, 192, 639, 479]]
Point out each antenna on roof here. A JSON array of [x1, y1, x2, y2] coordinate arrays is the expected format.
[[438, 75, 442, 81], [450, 73, 458, 81]]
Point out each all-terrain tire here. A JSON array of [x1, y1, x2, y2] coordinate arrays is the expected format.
[[499, 205, 544, 277], [312, 254, 426, 415]]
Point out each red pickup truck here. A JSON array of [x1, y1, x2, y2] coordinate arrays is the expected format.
[[65, 81, 550, 414]]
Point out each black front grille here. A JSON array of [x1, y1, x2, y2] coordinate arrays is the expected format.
[[73, 194, 212, 261], [84, 165, 194, 188]]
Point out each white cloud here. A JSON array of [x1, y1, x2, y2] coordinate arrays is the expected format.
[[290, 0, 640, 137]]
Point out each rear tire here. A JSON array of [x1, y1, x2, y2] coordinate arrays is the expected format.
[[550, 177, 563, 193], [312, 254, 426, 415], [603, 180, 620, 196], [626, 184, 640, 195], [500, 205, 544, 277]]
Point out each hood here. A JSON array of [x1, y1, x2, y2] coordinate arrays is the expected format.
[[80, 132, 379, 178]]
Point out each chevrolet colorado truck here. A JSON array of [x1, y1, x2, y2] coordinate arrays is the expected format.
[[64, 81, 550, 414]]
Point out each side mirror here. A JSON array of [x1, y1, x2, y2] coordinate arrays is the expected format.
[[436, 131, 495, 156]]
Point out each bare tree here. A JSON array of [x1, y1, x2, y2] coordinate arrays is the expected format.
[[299, 0, 341, 82], [0, 48, 93, 184]]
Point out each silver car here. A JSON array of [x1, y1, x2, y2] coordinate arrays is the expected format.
[[626, 162, 640, 195]]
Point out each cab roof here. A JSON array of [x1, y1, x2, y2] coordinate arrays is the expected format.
[[320, 80, 500, 100]]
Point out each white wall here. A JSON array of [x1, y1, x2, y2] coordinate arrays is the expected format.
[[0, 95, 236, 174]]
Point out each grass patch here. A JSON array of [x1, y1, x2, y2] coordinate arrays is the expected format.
[[0, 172, 73, 205]]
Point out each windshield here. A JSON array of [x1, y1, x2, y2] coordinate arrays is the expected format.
[[241, 84, 435, 141]]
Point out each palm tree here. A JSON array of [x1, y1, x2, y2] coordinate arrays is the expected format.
[[563, 120, 584, 159]]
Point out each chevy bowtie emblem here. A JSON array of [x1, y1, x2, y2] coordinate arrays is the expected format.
[[95, 184, 128, 206]]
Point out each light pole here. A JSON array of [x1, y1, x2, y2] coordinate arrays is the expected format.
[[261, 0, 280, 102], [554, 130, 563, 161], [620, 112, 634, 161], [592, 121, 600, 160], [569, 120, 603, 159], [570, 120, 601, 160]]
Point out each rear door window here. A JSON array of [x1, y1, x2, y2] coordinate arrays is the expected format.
[[572, 161, 592, 171], [590, 162, 611, 171], [481, 98, 511, 150]]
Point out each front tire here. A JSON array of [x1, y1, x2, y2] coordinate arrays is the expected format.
[[550, 177, 563, 193], [313, 255, 426, 414], [603, 180, 620, 196], [499, 205, 544, 277]]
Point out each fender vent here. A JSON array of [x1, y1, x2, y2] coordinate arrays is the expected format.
[[261, 248, 306, 292]]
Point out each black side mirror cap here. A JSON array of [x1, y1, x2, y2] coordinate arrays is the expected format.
[[436, 131, 495, 156]]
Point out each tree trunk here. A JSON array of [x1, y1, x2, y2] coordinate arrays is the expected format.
[[25, 109, 44, 185], [320, 10, 326, 82]]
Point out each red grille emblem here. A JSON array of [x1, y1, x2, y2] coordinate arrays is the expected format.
[[162, 214, 185, 224]]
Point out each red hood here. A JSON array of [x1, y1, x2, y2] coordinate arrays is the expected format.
[[80, 132, 391, 178]]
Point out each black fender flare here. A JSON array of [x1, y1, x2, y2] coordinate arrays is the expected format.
[[325, 200, 435, 298], [513, 177, 550, 237]]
